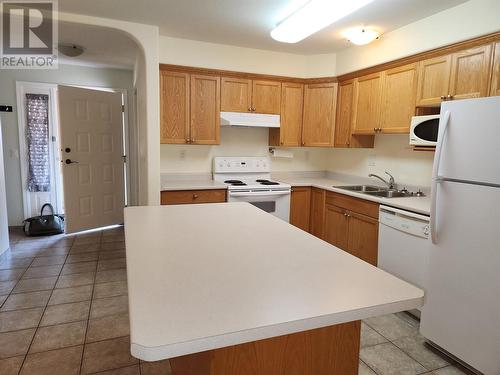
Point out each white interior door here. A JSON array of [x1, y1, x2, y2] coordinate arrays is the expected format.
[[58, 86, 125, 233], [0, 118, 10, 254]]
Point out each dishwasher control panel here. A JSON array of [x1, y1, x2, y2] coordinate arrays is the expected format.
[[379, 206, 430, 239]]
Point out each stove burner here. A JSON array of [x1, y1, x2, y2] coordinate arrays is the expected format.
[[231, 182, 247, 186], [255, 179, 269, 182], [260, 181, 280, 185], [224, 180, 243, 184]]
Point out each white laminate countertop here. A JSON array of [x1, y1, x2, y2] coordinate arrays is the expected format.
[[275, 177, 431, 216], [125, 203, 424, 361]]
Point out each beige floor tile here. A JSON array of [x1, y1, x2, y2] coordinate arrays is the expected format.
[[0, 356, 25, 375], [0, 280, 17, 295], [100, 242, 126, 251], [359, 360, 377, 375], [393, 334, 450, 371], [13, 277, 57, 293], [93, 280, 128, 299], [432, 366, 470, 375], [35, 247, 71, 257], [0, 258, 33, 270], [82, 336, 138, 374], [364, 314, 419, 341], [73, 236, 101, 246], [361, 321, 389, 348], [0, 268, 25, 282], [140, 359, 172, 375], [0, 307, 44, 332], [97, 258, 127, 271], [101, 235, 125, 243], [30, 320, 87, 353], [40, 301, 91, 326], [66, 252, 99, 263], [56, 272, 95, 289], [95, 269, 127, 284], [90, 295, 128, 319], [0, 290, 51, 311], [20, 345, 83, 375], [30, 255, 67, 267], [98, 250, 126, 260], [0, 328, 35, 358], [61, 261, 97, 275], [22, 265, 63, 279], [86, 313, 130, 343], [93, 365, 140, 374], [0, 295, 7, 306], [48, 285, 93, 305], [360, 342, 427, 375]]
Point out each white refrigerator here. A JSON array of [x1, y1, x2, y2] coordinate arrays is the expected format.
[[420, 96, 500, 375], [0, 118, 9, 255]]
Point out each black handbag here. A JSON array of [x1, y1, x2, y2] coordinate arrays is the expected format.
[[23, 203, 65, 236]]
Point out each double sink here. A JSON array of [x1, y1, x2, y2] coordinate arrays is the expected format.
[[334, 185, 412, 198]]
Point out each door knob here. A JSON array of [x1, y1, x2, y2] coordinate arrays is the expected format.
[[64, 147, 71, 153], [65, 159, 79, 164]]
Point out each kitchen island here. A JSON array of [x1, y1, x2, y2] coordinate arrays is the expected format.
[[124, 203, 423, 375]]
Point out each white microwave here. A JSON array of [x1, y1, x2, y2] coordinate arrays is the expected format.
[[410, 115, 440, 146]]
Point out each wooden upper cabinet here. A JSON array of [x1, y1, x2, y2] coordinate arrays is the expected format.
[[334, 80, 354, 147], [290, 187, 311, 232], [270, 82, 304, 147], [416, 55, 452, 106], [220, 77, 252, 112], [302, 82, 337, 147], [449, 44, 492, 100], [379, 63, 418, 133], [491, 42, 500, 96], [160, 71, 190, 144], [190, 74, 221, 145], [352, 72, 382, 135], [252, 80, 281, 114]]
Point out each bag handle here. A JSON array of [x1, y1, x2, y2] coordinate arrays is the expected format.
[[40, 203, 55, 216]]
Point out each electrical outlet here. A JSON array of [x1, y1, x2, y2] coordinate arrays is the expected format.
[[179, 150, 186, 160], [368, 154, 376, 167]]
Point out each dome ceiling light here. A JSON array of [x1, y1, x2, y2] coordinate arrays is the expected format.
[[271, 0, 374, 44], [343, 27, 380, 45], [58, 44, 85, 57]]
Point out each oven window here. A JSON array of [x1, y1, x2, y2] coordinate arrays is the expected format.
[[414, 119, 439, 142], [249, 201, 276, 213]]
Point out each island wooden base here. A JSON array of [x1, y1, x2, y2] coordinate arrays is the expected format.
[[169, 320, 361, 375]]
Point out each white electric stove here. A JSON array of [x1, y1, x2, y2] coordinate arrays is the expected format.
[[213, 157, 291, 222]]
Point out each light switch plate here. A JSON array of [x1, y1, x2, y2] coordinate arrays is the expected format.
[[368, 154, 376, 167]]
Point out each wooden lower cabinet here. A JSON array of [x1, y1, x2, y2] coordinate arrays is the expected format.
[[290, 187, 311, 232], [161, 189, 226, 205], [309, 187, 326, 239], [323, 192, 379, 266]]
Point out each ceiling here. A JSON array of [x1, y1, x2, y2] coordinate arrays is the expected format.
[[57, 22, 138, 69], [58, 0, 468, 55]]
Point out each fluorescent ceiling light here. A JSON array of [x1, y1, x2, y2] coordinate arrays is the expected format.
[[271, 0, 374, 43], [344, 27, 380, 45]]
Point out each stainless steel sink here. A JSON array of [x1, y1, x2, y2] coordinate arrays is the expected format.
[[334, 185, 413, 198], [365, 190, 411, 198], [334, 185, 384, 192]]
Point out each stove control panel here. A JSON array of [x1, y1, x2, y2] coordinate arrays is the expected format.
[[213, 157, 270, 173]]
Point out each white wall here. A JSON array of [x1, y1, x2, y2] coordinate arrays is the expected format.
[[336, 0, 500, 75], [160, 127, 329, 174], [0, 120, 9, 254], [328, 135, 434, 187], [0, 64, 134, 226]]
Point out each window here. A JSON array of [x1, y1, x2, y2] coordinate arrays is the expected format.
[[26, 93, 50, 192]]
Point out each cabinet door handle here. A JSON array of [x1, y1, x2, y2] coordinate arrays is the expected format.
[[251, 107, 256, 112], [280, 141, 284, 145], [192, 194, 198, 199], [301, 141, 305, 146], [440, 95, 446, 100], [247, 107, 252, 112], [447, 94, 453, 100], [186, 138, 190, 143], [191, 138, 195, 143]]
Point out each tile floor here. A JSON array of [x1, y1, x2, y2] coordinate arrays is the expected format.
[[0, 227, 472, 375]]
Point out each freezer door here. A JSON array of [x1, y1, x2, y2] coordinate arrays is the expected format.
[[420, 180, 500, 375], [437, 97, 500, 185]]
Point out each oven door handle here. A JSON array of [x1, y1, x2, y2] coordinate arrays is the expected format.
[[229, 190, 291, 197]]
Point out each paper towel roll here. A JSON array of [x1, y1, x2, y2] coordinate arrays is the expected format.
[[270, 149, 293, 158]]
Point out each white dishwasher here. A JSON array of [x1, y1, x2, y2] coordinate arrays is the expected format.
[[378, 205, 430, 316]]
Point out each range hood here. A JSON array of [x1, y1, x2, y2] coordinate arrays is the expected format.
[[220, 111, 280, 128]]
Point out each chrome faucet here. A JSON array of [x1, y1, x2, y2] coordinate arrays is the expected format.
[[369, 171, 396, 190]]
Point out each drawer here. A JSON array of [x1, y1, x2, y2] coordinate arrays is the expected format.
[[161, 189, 227, 205], [326, 192, 379, 219]]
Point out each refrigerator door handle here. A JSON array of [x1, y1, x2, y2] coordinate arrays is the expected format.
[[430, 110, 451, 244]]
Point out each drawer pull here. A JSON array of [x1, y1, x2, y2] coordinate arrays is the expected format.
[[193, 194, 198, 199]]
